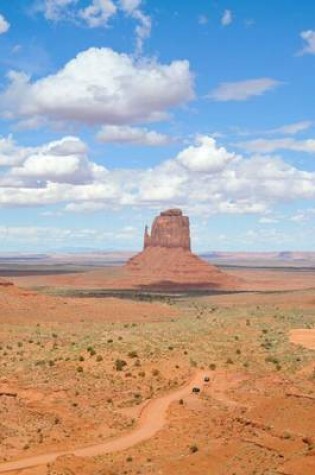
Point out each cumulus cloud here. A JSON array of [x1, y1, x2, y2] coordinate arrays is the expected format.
[[0, 135, 314, 216], [0, 13, 10, 34], [3, 136, 104, 186], [97, 125, 173, 146], [299, 30, 315, 55], [176, 136, 237, 173], [209, 78, 281, 102], [221, 9, 232, 26], [236, 137, 315, 154], [0, 136, 32, 166], [0, 47, 194, 127]]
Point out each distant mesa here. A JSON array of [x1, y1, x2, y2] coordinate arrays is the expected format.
[[0, 278, 14, 287], [126, 208, 238, 290]]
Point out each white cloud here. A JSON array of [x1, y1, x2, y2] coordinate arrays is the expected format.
[[176, 136, 237, 173], [0, 47, 194, 127], [221, 9, 232, 26], [236, 137, 315, 154], [290, 208, 315, 222], [268, 121, 312, 135], [0, 135, 32, 166], [79, 0, 117, 27], [209, 78, 281, 102], [228, 121, 313, 139], [119, 0, 141, 13], [97, 125, 173, 146], [41, 0, 78, 21], [11, 154, 88, 182], [0, 135, 315, 216], [3, 136, 103, 186], [0, 225, 134, 246], [0, 13, 10, 34], [119, 0, 151, 54], [299, 30, 315, 55], [39, 1, 151, 51]]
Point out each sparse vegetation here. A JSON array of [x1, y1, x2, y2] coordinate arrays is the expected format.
[[115, 359, 127, 371], [190, 444, 199, 453], [1, 278, 314, 475]]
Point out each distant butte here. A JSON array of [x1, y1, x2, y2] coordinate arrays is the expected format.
[[126, 208, 238, 290], [0, 278, 14, 287]]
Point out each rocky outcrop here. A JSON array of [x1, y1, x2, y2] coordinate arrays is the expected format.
[[126, 208, 238, 290], [143, 209, 191, 251]]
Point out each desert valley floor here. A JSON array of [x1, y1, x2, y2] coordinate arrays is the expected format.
[[0, 263, 314, 475]]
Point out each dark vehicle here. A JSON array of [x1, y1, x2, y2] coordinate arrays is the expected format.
[[204, 376, 210, 382], [192, 387, 201, 393]]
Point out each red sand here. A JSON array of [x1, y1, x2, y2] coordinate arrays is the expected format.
[[290, 329, 315, 350]]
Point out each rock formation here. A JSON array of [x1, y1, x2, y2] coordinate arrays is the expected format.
[[144, 209, 191, 251], [126, 208, 238, 290]]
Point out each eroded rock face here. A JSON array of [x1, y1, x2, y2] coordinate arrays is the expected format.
[[126, 208, 239, 290], [143, 209, 191, 251]]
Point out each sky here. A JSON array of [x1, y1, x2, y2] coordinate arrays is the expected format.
[[0, 0, 314, 253]]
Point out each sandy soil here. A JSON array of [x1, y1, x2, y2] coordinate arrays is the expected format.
[[9, 264, 315, 293], [0, 285, 178, 324], [0, 269, 314, 475], [290, 329, 315, 350], [0, 371, 208, 473]]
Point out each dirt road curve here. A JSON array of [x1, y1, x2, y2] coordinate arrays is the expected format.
[[0, 371, 206, 473]]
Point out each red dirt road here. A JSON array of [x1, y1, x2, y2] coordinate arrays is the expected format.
[[0, 371, 206, 473]]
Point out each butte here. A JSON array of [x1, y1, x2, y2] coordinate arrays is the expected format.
[[125, 208, 238, 290]]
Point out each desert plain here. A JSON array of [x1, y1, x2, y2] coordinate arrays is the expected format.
[[0, 250, 314, 475]]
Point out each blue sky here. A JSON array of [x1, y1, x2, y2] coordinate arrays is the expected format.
[[0, 0, 314, 253]]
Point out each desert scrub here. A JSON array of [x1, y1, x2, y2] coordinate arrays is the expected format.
[[190, 444, 199, 453], [115, 359, 127, 371]]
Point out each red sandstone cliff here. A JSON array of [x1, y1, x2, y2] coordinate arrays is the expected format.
[[126, 209, 238, 290], [144, 209, 191, 251]]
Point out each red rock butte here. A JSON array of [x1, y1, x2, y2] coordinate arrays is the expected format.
[[126, 209, 238, 290]]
